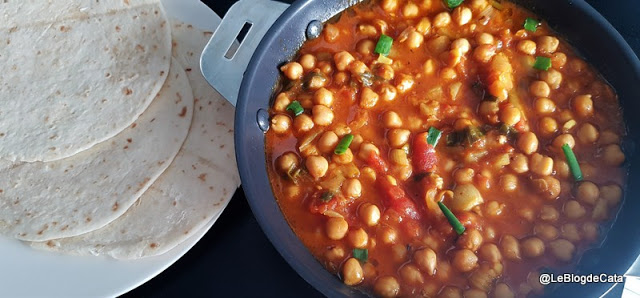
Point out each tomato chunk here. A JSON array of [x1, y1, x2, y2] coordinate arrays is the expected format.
[[378, 177, 420, 220], [412, 132, 437, 174], [367, 151, 388, 174]]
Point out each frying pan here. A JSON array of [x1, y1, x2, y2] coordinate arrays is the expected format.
[[200, 0, 640, 296]]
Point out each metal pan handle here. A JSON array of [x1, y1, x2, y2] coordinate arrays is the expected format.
[[200, 0, 289, 106]]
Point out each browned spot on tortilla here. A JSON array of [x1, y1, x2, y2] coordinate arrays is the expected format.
[[115, 26, 121, 32], [121, 229, 126, 234], [112, 202, 119, 211], [175, 92, 182, 103], [139, 177, 151, 188], [204, 31, 213, 36], [184, 231, 189, 235], [52, 222, 58, 226], [19, 233, 27, 237], [61, 225, 69, 231], [46, 241, 55, 247], [6, 39, 9, 45], [185, 68, 192, 72], [123, 145, 129, 150], [150, 243, 158, 249], [0, 189, 3, 193], [123, 87, 132, 95], [216, 121, 225, 126], [124, 0, 130, 5], [172, 201, 177, 206], [220, 145, 225, 149], [150, 118, 156, 122], [127, 138, 132, 143], [131, 123, 137, 128], [135, 44, 145, 52], [178, 106, 187, 117], [187, 24, 193, 29], [49, 134, 57, 140], [160, 21, 166, 28], [172, 41, 177, 48], [86, 217, 92, 222], [192, 165, 197, 170], [157, 161, 165, 166], [59, 25, 71, 32], [198, 173, 207, 182], [9, 26, 17, 33], [154, 10, 158, 15], [0, 133, 4, 137], [209, 186, 214, 191], [159, 70, 165, 76]]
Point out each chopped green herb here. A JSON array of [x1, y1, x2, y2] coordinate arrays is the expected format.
[[286, 101, 304, 116], [498, 124, 518, 139], [353, 248, 368, 262], [438, 201, 466, 235], [533, 56, 552, 71], [374, 34, 393, 56], [427, 127, 442, 146], [445, 0, 464, 9], [334, 134, 354, 155], [320, 191, 334, 202], [562, 144, 583, 181], [524, 17, 539, 32]]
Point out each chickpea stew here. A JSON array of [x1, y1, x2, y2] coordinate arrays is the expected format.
[[265, 0, 627, 296]]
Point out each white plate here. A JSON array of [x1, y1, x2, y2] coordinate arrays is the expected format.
[[0, 2, 229, 297]]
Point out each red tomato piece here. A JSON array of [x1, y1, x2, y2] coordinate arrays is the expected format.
[[412, 132, 437, 174], [378, 177, 420, 220], [367, 151, 388, 174]]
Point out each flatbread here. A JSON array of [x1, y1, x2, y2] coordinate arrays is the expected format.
[[31, 20, 240, 259], [0, 0, 171, 162], [0, 60, 193, 241]]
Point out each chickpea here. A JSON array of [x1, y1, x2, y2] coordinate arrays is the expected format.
[[572, 94, 594, 118], [500, 174, 518, 192], [521, 237, 545, 258], [541, 69, 563, 89], [298, 54, 316, 71], [270, 114, 291, 134], [400, 264, 424, 285], [356, 39, 375, 55], [452, 249, 478, 272], [575, 181, 599, 205], [326, 217, 348, 240], [359, 203, 381, 226], [517, 40, 537, 55], [380, 84, 398, 101], [421, 281, 440, 297], [476, 32, 494, 45], [452, 38, 471, 55], [276, 152, 299, 175], [379, 226, 397, 245], [317, 131, 339, 154], [583, 222, 599, 241], [414, 248, 437, 275], [405, 30, 425, 49], [540, 205, 559, 222], [374, 64, 395, 81], [530, 153, 553, 176], [454, 167, 475, 184], [360, 87, 379, 109], [381, 0, 398, 12], [293, 114, 314, 133], [534, 223, 559, 241], [439, 286, 462, 298], [569, 59, 588, 74], [416, 17, 432, 35], [529, 81, 551, 98], [564, 200, 586, 219], [576, 123, 599, 144], [440, 67, 457, 80], [334, 51, 355, 71], [592, 198, 609, 220], [534, 98, 556, 114], [433, 12, 452, 28], [392, 243, 407, 262], [538, 36, 559, 54], [561, 223, 581, 242], [494, 283, 515, 298], [358, 143, 380, 160], [273, 92, 291, 112], [549, 239, 575, 262], [601, 184, 623, 206], [358, 24, 378, 37], [374, 276, 400, 297], [478, 243, 501, 263], [428, 36, 451, 54], [470, 0, 489, 11], [500, 105, 522, 126], [518, 207, 535, 222], [312, 105, 334, 126], [464, 289, 487, 298], [552, 133, 575, 150], [517, 131, 539, 155], [325, 245, 345, 261], [457, 229, 483, 251], [510, 153, 529, 173], [312, 88, 334, 107], [474, 44, 496, 63], [533, 176, 561, 200], [388, 129, 411, 147], [501, 235, 521, 260], [280, 62, 303, 80], [342, 258, 364, 286], [453, 6, 472, 26], [603, 144, 625, 166], [324, 23, 339, 43], [347, 228, 369, 249], [382, 111, 403, 128], [537, 116, 557, 137], [390, 149, 410, 166]]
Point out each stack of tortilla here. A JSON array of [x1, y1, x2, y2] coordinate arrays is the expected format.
[[0, 0, 239, 259]]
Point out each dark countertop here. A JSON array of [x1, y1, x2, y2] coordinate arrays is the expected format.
[[125, 0, 639, 297]]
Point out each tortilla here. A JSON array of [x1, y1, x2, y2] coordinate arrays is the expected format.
[[0, 0, 171, 162], [0, 60, 193, 241], [31, 20, 240, 259]]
